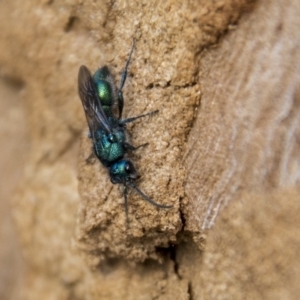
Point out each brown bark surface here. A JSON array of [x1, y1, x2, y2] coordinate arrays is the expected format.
[[0, 0, 299, 299]]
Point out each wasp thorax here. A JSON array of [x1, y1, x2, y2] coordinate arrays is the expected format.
[[108, 133, 117, 143]]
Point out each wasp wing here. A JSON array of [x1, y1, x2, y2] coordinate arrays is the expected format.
[[78, 65, 112, 135]]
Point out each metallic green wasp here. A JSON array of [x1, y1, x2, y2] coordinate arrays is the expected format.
[[78, 41, 172, 223]]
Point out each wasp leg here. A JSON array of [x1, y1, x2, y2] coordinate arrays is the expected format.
[[124, 142, 149, 151], [118, 39, 136, 119], [120, 110, 158, 125]]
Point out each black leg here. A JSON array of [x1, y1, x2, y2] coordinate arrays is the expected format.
[[118, 92, 124, 120], [124, 142, 149, 151], [118, 39, 136, 119], [119, 110, 159, 125]]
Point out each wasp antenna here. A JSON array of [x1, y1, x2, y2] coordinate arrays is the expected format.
[[129, 182, 173, 209], [120, 109, 159, 125]]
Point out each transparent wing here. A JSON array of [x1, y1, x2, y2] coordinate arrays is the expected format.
[[78, 65, 112, 135]]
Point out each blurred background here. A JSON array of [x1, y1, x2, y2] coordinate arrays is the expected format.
[[0, 77, 26, 298]]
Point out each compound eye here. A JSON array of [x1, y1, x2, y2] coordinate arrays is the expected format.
[[125, 161, 133, 173]]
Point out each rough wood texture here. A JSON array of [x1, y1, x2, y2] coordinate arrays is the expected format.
[[184, 0, 300, 233], [0, 0, 299, 299], [181, 1, 300, 298]]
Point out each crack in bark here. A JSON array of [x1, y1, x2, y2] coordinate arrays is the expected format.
[[187, 281, 193, 300]]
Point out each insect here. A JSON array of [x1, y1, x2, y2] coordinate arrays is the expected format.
[[78, 40, 172, 224]]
